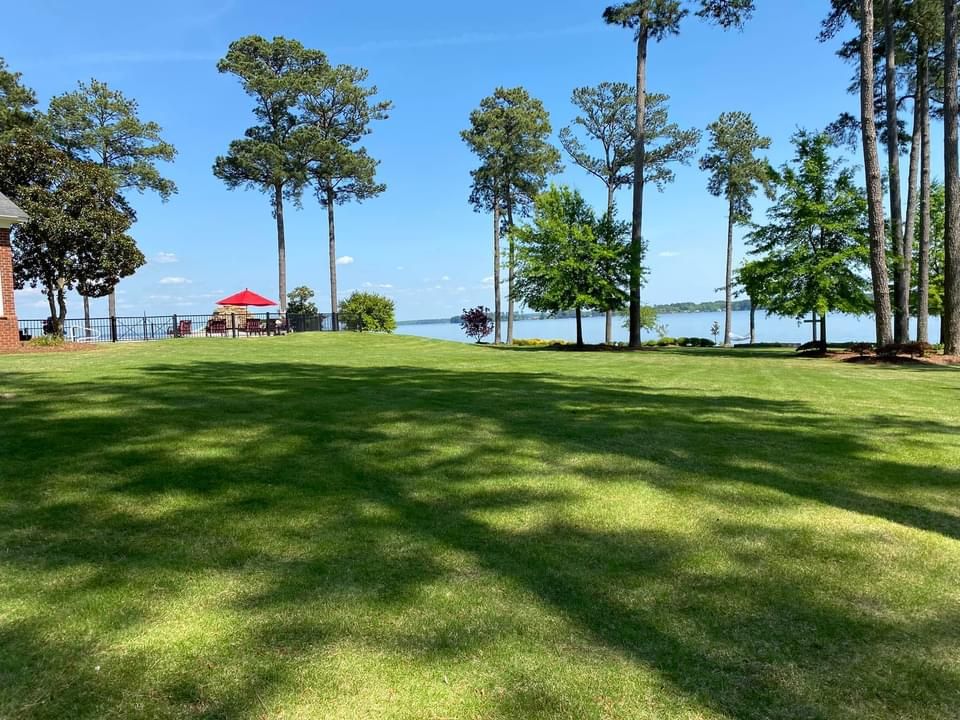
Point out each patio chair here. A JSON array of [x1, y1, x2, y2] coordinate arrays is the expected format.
[[244, 318, 264, 336], [177, 319, 193, 337], [205, 318, 228, 336]]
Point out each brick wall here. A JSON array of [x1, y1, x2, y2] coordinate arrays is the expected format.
[[0, 227, 19, 350]]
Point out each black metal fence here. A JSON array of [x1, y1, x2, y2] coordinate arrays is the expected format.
[[18, 312, 334, 344]]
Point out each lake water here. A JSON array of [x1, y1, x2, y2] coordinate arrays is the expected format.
[[397, 311, 943, 345]]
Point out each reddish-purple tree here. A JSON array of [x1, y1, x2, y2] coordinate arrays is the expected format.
[[460, 306, 494, 343]]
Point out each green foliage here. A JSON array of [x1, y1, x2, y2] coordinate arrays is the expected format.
[[560, 84, 699, 196], [339, 291, 396, 333], [301, 63, 390, 206], [0, 57, 37, 139], [0, 129, 140, 331], [602, 1, 755, 38], [622, 304, 659, 332], [28, 333, 65, 347], [700, 111, 775, 223], [48, 79, 177, 199], [287, 286, 319, 316], [747, 131, 872, 338], [513, 186, 630, 322], [511, 338, 568, 346], [734, 258, 776, 307], [213, 36, 329, 208], [461, 87, 562, 218]]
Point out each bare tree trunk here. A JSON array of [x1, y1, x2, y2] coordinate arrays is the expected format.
[[885, 0, 906, 342], [628, 26, 648, 348], [575, 306, 584, 347], [108, 291, 116, 318], [861, 0, 894, 346], [56, 286, 68, 335], [493, 202, 502, 345], [812, 311, 818, 343], [749, 299, 756, 344], [45, 289, 58, 334], [723, 197, 735, 347], [820, 313, 827, 346], [605, 184, 615, 345], [918, 47, 932, 344], [326, 188, 339, 331], [900, 77, 923, 343], [944, 0, 960, 354], [506, 201, 515, 345], [83, 295, 91, 337], [274, 183, 287, 314]]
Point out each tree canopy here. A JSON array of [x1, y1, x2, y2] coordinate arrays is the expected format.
[[746, 131, 872, 341]]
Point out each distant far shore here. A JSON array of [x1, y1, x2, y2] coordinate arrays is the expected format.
[[396, 300, 753, 326]]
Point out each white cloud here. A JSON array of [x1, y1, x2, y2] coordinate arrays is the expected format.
[[441, 275, 450, 281], [379, 284, 393, 289], [481, 276, 494, 285], [658, 251, 682, 258], [159, 276, 191, 285], [396, 266, 405, 271], [455, 286, 466, 292], [154, 251, 178, 264], [336, 256, 354, 266]]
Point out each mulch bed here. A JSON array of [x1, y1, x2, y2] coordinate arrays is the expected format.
[[833, 351, 960, 367], [0, 343, 99, 356]]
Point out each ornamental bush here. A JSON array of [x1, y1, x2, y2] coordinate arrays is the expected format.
[[460, 306, 494, 343], [339, 292, 396, 333]]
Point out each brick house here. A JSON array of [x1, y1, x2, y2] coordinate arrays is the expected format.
[[0, 191, 27, 351]]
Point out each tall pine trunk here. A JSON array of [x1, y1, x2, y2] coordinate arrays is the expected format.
[[492, 202, 502, 345], [506, 201, 515, 344], [885, 0, 906, 342], [918, 47, 932, 344], [861, 0, 894, 346], [274, 183, 287, 314], [899, 74, 923, 343], [723, 196, 735, 347], [944, 0, 960, 354], [605, 185, 615, 344], [326, 188, 339, 331], [628, 25, 648, 348]]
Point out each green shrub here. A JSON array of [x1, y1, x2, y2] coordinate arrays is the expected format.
[[339, 292, 396, 333], [656, 337, 677, 346], [643, 339, 657, 347], [512, 338, 567, 347], [698, 338, 716, 347], [28, 334, 65, 347]]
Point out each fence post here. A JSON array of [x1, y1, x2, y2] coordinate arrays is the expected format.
[[172, 314, 178, 338], [231, 313, 237, 338], [110, 316, 118, 343], [142, 314, 148, 341]]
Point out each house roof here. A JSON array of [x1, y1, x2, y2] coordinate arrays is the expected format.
[[0, 191, 27, 223]]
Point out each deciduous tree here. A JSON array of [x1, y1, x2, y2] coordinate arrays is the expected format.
[[287, 285, 319, 316], [700, 111, 774, 346], [747, 132, 872, 344], [512, 185, 629, 347], [0, 130, 140, 333]]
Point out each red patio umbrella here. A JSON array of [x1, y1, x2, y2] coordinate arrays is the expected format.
[[216, 289, 277, 307]]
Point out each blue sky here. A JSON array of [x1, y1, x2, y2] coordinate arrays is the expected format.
[[4, 0, 939, 320]]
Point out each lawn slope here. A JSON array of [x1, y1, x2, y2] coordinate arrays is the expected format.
[[1, 334, 958, 719]]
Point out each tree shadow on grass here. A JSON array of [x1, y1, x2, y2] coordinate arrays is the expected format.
[[1, 359, 959, 718]]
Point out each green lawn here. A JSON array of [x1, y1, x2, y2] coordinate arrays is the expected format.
[[1, 334, 959, 720]]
